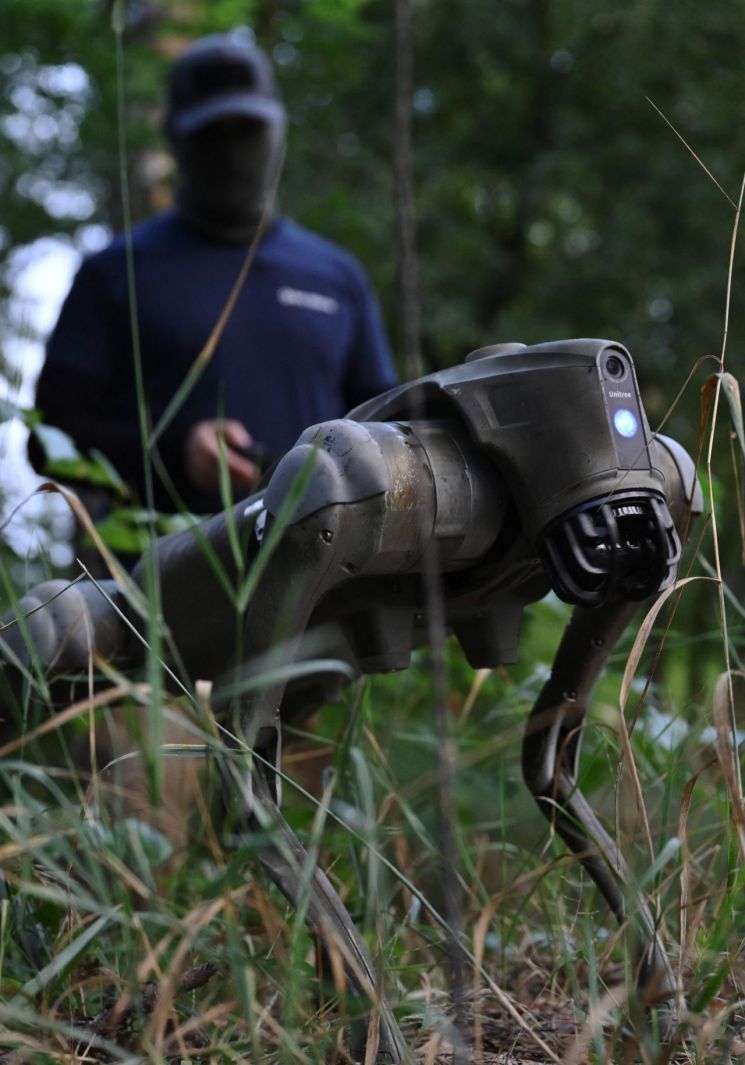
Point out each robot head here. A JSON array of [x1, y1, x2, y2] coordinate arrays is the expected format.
[[539, 489, 680, 606], [351, 339, 685, 608]]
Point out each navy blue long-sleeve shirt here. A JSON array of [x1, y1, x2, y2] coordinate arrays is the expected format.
[[34, 211, 397, 512]]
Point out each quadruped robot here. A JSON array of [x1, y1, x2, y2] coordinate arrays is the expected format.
[[2, 339, 702, 1061]]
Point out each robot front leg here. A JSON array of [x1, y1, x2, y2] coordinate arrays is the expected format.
[[522, 600, 675, 1002], [521, 433, 702, 1005]]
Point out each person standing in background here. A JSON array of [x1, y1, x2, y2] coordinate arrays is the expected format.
[[30, 31, 397, 516]]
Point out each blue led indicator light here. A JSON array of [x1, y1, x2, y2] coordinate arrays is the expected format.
[[614, 408, 638, 439]]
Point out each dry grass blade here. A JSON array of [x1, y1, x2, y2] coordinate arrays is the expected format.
[[0, 481, 148, 639], [0, 831, 75, 863], [458, 667, 492, 726], [471, 892, 503, 1065], [560, 983, 627, 1065], [646, 97, 737, 208], [363, 1005, 381, 1065], [615, 706, 656, 861], [701, 176, 745, 818], [145, 891, 247, 1049], [677, 755, 718, 976], [0, 683, 148, 759], [619, 576, 714, 712], [41, 482, 138, 594], [0, 481, 133, 592], [712, 670, 745, 860]]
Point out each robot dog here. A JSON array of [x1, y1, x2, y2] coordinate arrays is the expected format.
[[1, 339, 702, 1061]]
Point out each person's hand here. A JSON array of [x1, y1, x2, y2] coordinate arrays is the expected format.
[[183, 419, 260, 493]]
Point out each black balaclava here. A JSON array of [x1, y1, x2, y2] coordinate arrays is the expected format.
[[164, 34, 287, 244], [170, 116, 285, 243]]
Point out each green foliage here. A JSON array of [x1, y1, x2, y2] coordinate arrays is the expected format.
[[84, 505, 191, 552]]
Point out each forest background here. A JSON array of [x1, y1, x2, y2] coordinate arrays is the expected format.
[[3, 1, 744, 464], [2, 1, 745, 1062]]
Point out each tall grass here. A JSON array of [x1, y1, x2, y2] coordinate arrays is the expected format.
[[3, 557, 745, 1064]]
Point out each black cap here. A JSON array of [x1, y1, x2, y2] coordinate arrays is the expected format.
[[166, 34, 285, 136]]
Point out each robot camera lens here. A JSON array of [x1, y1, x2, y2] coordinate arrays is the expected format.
[[605, 355, 625, 379]]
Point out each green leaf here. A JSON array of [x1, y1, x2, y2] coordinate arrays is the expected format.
[[32, 424, 80, 463], [87, 449, 127, 493], [84, 505, 193, 552], [87, 507, 150, 552], [31, 427, 128, 496], [43, 456, 127, 493]]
